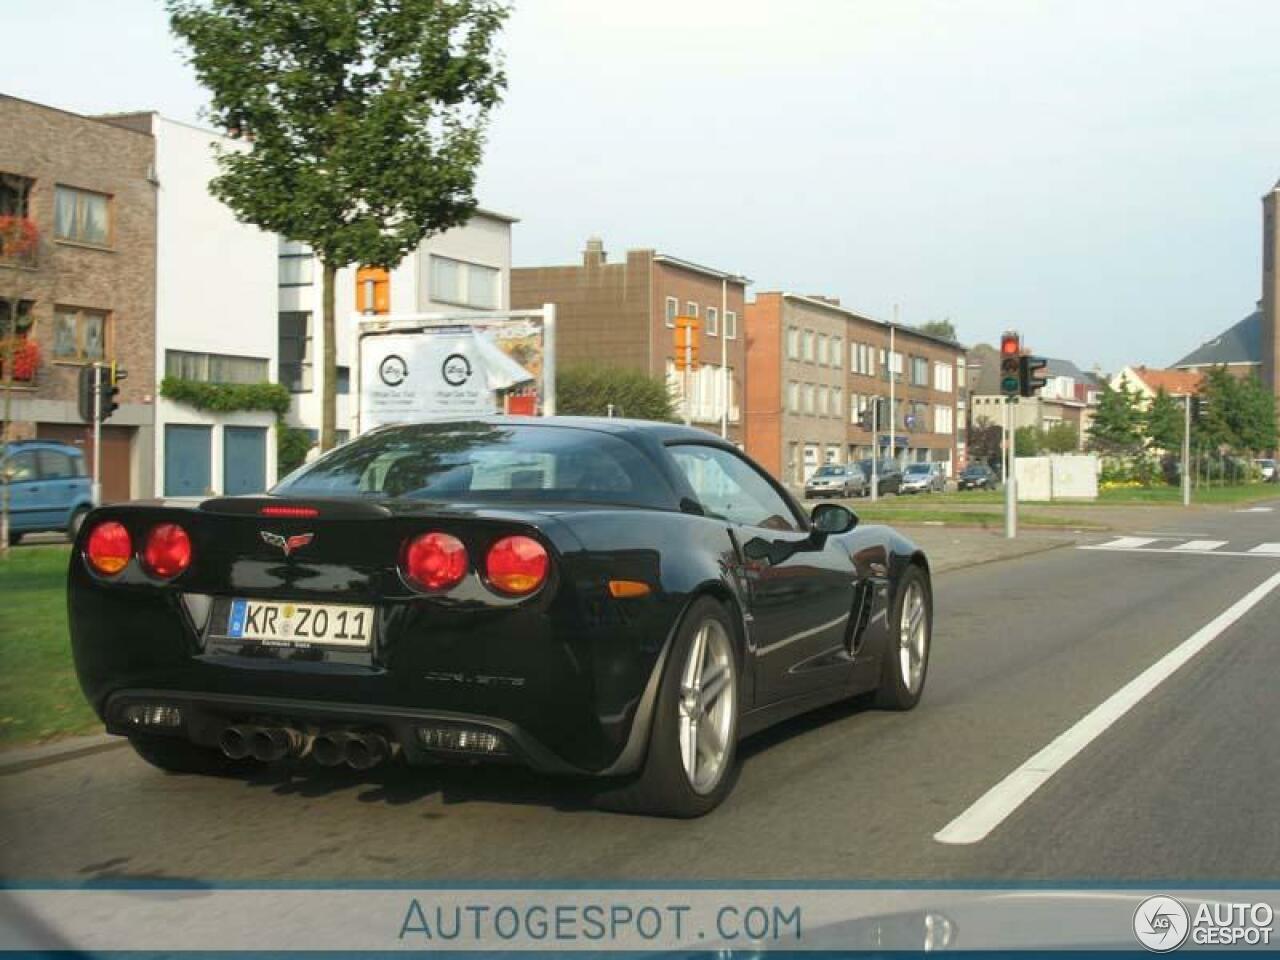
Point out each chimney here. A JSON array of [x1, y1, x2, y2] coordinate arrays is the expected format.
[[583, 236, 606, 268]]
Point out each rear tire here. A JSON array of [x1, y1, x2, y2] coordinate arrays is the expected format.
[[129, 736, 250, 777], [874, 565, 932, 710], [596, 597, 740, 818]]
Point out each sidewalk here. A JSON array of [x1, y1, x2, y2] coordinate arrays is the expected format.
[[894, 524, 1079, 574]]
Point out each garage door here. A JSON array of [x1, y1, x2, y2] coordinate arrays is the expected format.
[[223, 426, 267, 495], [164, 425, 212, 497], [37, 422, 133, 503]]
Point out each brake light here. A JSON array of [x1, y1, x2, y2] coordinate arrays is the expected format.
[[402, 532, 468, 591], [260, 505, 319, 518], [142, 523, 192, 579], [486, 535, 549, 596], [85, 521, 132, 576]]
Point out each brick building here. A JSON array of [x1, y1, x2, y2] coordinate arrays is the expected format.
[[0, 95, 157, 500], [745, 292, 966, 487], [512, 238, 747, 441]]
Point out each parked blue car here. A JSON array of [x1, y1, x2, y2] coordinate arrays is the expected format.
[[1, 440, 94, 544]]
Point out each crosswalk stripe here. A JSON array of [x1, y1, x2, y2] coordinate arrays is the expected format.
[[1248, 543, 1280, 555], [1172, 540, 1228, 552], [1096, 537, 1159, 550]]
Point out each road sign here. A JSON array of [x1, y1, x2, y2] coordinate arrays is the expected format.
[[673, 316, 700, 371]]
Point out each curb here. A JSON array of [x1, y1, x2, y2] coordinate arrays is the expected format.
[[0, 731, 124, 775], [932, 538, 1076, 575]]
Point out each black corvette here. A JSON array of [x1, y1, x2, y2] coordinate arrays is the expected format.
[[69, 418, 932, 817]]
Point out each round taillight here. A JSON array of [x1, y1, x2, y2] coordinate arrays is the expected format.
[[142, 523, 192, 579], [485, 535, 549, 596], [85, 521, 132, 576], [402, 531, 468, 591]]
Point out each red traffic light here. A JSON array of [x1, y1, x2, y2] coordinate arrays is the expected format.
[[1001, 333, 1021, 356]]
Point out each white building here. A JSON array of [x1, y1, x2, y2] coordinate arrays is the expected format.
[[277, 209, 517, 445], [106, 113, 280, 497]]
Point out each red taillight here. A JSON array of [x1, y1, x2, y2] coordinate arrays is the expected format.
[[85, 521, 132, 576], [486, 535, 549, 596], [402, 532, 468, 591], [141, 523, 192, 579], [260, 505, 319, 518]]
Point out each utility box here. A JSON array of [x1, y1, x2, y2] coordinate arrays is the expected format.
[[1015, 454, 1099, 501]]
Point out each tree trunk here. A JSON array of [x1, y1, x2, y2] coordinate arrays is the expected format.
[[320, 259, 338, 452], [1, 333, 14, 557]]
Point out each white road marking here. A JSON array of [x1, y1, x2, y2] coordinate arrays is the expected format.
[[1171, 540, 1227, 552], [1236, 507, 1274, 513], [934, 569, 1280, 845], [1249, 543, 1280, 555], [1079, 545, 1280, 560], [1093, 536, 1160, 550]]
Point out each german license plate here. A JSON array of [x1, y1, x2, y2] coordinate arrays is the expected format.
[[225, 599, 373, 648]]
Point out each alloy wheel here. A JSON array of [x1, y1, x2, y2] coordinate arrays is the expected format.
[[898, 580, 928, 693], [677, 619, 735, 795]]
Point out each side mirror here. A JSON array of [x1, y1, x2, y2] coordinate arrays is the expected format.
[[811, 502, 857, 535]]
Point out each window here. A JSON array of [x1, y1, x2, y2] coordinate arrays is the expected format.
[[278, 311, 312, 392], [832, 387, 843, 417], [787, 442, 799, 483], [430, 255, 499, 309], [831, 337, 842, 369], [817, 385, 829, 416], [935, 406, 954, 434], [669, 444, 798, 531], [706, 306, 718, 337], [2, 450, 37, 483], [804, 383, 815, 414], [278, 239, 313, 286], [934, 362, 954, 393], [279, 423, 674, 509], [52, 306, 108, 362], [0, 173, 33, 216], [803, 331, 815, 362], [685, 301, 699, 321], [786, 327, 800, 359], [37, 449, 80, 479], [0, 298, 34, 340], [817, 335, 828, 366], [54, 186, 110, 246], [911, 356, 929, 386], [337, 365, 351, 396], [788, 381, 800, 413], [165, 349, 269, 385], [725, 310, 737, 340], [665, 297, 679, 328]]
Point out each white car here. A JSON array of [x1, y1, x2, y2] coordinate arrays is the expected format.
[[1255, 459, 1276, 482]]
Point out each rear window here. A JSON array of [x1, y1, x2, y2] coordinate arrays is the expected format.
[[273, 422, 676, 509]]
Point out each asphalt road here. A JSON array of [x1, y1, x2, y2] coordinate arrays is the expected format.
[[3, 500, 1280, 883]]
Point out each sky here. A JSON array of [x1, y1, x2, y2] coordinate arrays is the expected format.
[[3, 0, 1278, 372]]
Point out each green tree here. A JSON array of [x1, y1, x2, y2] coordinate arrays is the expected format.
[[916, 319, 957, 341], [1087, 380, 1144, 458], [556, 366, 676, 422], [967, 417, 1002, 468], [1231, 373, 1278, 454], [1014, 425, 1041, 457], [1143, 387, 1184, 454], [1041, 421, 1080, 453], [168, 0, 509, 451]]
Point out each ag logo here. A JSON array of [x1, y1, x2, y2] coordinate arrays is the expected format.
[[379, 354, 408, 388], [1134, 896, 1190, 952], [441, 352, 473, 387]]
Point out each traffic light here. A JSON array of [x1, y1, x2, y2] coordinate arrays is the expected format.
[[673, 316, 700, 371], [78, 364, 125, 423], [99, 363, 123, 421], [77, 365, 96, 422], [1018, 355, 1049, 397], [1191, 394, 1209, 423], [999, 332, 1021, 397]]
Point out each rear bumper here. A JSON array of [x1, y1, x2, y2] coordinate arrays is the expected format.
[[105, 689, 616, 776]]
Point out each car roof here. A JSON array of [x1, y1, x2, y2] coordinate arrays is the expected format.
[[1, 439, 83, 454], [368, 416, 741, 450]]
